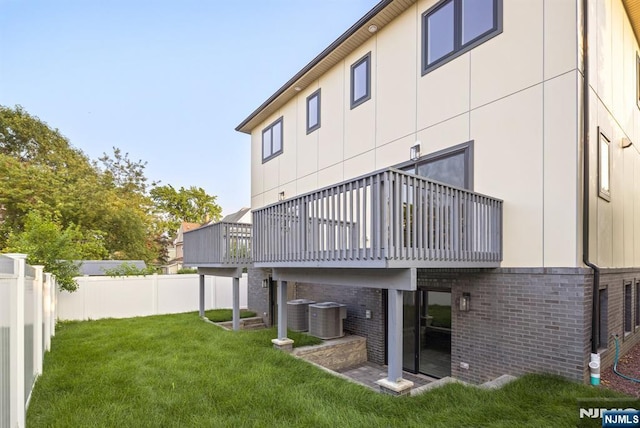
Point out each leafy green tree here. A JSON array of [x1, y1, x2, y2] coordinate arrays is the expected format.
[[5, 212, 108, 291], [150, 184, 222, 236]]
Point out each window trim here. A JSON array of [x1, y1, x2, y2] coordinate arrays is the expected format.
[[396, 141, 474, 191], [350, 52, 371, 109], [306, 89, 321, 134], [598, 128, 611, 202], [262, 117, 284, 163], [421, 0, 503, 75]]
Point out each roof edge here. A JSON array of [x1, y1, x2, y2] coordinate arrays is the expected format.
[[235, 0, 393, 134]]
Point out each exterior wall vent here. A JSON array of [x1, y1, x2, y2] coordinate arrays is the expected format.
[[287, 299, 316, 332], [308, 302, 347, 339]]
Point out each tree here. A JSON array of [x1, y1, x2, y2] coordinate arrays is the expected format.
[[150, 185, 222, 236], [4, 212, 108, 291], [0, 105, 163, 264]]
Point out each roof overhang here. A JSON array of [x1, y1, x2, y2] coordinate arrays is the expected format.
[[623, 0, 640, 46], [236, 0, 416, 134]]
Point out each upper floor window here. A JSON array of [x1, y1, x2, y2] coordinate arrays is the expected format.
[[598, 129, 610, 201], [262, 117, 283, 163], [636, 54, 640, 109], [350, 52, 371, 109], [422, 0, 502, 74], [307, 89, 321, 134]]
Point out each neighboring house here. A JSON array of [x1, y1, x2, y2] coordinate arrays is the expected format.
[[219, 207, 251, 224], [76, 260, 147, 276], [165, 222, 202, 273], [188, 0, 640, 394]]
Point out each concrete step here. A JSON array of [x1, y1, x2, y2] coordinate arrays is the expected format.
[[215, 317, 266, 331]]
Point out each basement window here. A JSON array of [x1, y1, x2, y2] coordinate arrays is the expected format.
[[624, 281, 632, 336]]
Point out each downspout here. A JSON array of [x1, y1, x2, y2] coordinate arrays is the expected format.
[[581, 0, 601, 355]]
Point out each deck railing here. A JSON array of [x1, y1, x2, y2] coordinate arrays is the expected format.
[[253, 168, 502, 268], [183, 222, 252, 267]]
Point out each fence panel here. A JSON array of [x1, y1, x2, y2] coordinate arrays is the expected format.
[[0, 256, 14, 428]]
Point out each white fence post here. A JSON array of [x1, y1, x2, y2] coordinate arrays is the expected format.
[[43, 273, 52, 352], [51, 275, 57, 337], [7, 253, 26, 428], [33, 266, 44, 377]]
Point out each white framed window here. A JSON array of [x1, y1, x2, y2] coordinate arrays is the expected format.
[[598, 129, 611, 201], [306, 89, 321, 134], [422, 0, 502, 74], [350, 52, 371, 109], [262, 117, 283, 163]]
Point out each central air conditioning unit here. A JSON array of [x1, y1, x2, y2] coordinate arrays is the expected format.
[[308, 302, 347, 339], [287, 299, 316, 332]]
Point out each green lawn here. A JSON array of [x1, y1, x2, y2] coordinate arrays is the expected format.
[[28, 312, 624, 427]]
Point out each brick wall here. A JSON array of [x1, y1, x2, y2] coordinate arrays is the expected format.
[[596, 269, 640, 373], [247, 266, 640, 385], [419, 268, 594, 384], [247, 268, 271, 326]]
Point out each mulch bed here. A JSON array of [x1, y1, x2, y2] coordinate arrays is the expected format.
[[600, 340, 640, 397]]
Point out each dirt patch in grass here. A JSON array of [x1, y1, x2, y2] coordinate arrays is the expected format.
[[601, 340, 640, 398]]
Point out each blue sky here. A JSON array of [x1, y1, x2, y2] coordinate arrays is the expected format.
[[0, 0, 378, 215]]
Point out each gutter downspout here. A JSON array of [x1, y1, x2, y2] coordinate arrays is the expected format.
[[582, 0, 601, 355]]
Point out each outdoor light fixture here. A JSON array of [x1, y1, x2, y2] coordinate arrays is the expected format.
[[294, 86, 302, 92], [410, 143, 421, 161], [368, 24, 378, 33], [278, 191, 285, 201], [621, 137, 633, 149], [459, 293, 471, 312]]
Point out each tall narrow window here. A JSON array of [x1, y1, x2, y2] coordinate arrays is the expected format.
[[422, 0, 502, 74], [598, 130, 611, 201], [350, 53, 371, 109], [637, 54, 640, 109], [598, 287, 608, 349], [625, 282, 632, 335], [262, 117, 283, 163], [306, 89, 321, 134]]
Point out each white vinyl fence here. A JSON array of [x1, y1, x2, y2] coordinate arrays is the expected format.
[[0, 254, 57, 428], [57, 273, 248, 321]]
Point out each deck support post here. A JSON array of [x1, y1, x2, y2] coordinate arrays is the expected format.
[[232, 276, 240, 331], [271, 280, 293, 351], [198, 274, 205, 318], [377, 289, 413, 396]]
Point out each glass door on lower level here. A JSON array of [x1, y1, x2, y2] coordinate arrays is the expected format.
[[402, 289, 452, 378]]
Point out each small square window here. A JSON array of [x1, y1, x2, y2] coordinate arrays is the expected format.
[[306, 89, 321, 134], [262, 117, 283, 163], [350, 53, 371, 109], [598, 130, 611, 201]]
